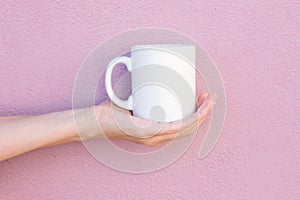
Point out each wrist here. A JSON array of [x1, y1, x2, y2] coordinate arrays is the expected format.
[[71, 105, 104, 141], [50, 109, 80, 143]]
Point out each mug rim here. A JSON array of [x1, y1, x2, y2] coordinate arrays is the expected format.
[[131, 44, 195, 50]]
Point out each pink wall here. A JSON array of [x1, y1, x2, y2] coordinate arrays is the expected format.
[[0, 0, 299, 199]]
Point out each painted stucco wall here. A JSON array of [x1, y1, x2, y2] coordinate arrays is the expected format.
[[0, 0, 299, 199]]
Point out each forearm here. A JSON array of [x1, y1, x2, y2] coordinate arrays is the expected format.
[[0, 109, 83, 161]]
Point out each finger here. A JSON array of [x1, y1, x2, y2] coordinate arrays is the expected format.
[[196, 94, 216, 114], [130, 107, 211, 145], [157, 116, 201, 141], [197, 104, 214, 128], [152, 93, 213, 137], [149, 120, 200, 146], [127, 96, 216, 146], [122, 94, 215, 139], [142, 132, 179, 146], [109, 134, 151, 146], [198, 100, 214, 118], [197, 92, 209, 108], [154, 100, 216, 144], [153, 112, 200, 136], [117, 111, 203, 146], [146, 95, 213, 138], [128, 110, 199, 138]]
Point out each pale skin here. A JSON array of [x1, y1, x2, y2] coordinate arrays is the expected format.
[[0, 93, 215, 161]]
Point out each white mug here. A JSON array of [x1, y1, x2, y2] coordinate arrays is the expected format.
[[105, 44, 196, 122]]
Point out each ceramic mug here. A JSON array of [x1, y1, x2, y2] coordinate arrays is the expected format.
[[105, 44, 196, 122]]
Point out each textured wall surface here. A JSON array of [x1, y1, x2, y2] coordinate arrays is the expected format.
[[0, 0, 299, 199]]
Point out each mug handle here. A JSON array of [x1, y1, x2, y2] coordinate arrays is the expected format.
[[105, 56, 133, 110]]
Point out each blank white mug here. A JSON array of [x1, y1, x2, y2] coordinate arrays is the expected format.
[[105, 44, 196, 122]]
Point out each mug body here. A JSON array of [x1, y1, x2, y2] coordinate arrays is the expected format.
[[130, 44, 196, 122]]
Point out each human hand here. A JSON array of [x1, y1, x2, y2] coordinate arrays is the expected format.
[[0, 86, 216, 161], [89, 93, 216, 146], [0, 92, 215, 161]]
